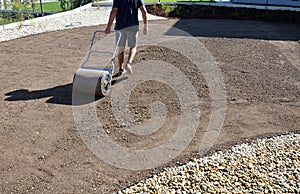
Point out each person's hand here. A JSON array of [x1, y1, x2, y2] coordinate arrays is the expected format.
[[104, 27, 111, 34], [143, 25, 148, 35]]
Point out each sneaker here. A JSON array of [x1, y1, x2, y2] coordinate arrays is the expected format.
[[115, 68, 126, 77], [125, 63, 133, 75]]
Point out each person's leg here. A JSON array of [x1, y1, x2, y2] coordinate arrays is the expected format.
[[118, 46, 125, 70], [116, 31, 127, 76], [125, 30, 138, 74], [128, 46, 137, 64]]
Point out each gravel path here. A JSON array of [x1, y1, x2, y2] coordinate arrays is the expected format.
[[0, 3, 165, 42], [118, 133, 300, 193]]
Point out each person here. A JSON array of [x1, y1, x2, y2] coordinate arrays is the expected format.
[[104, 0, 148, 76]]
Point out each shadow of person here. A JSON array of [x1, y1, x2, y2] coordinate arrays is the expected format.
[[5, 77, 128, 106], [112, 76, 128, 85], [5, 83, 104, 106], [5, 83, 75, 105]]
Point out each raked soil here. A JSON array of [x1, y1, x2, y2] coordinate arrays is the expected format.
[[0, 19, 300, 193]]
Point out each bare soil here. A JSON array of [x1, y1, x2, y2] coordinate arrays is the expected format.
[[1, 19, 300, 193]]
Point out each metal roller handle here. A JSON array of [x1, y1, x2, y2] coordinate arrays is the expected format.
[[89, 30, 121, 62], [80, 30, 121, 74]]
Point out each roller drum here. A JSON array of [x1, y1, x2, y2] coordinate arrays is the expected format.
[[73, 68, 112, 96]]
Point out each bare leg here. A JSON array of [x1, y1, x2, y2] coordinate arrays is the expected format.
[[127, 46, 137, 64], [118, 46, 125, 70]]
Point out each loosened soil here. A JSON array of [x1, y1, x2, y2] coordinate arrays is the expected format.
[[1, 17, 300, 193]]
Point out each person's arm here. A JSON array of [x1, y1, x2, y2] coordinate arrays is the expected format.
[[139, 5, 148, 35], [104, 7, 118, 34]]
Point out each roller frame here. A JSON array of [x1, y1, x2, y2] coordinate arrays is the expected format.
[[73, 30, 121, 96]]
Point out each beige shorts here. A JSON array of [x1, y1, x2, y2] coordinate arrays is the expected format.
[[116, 30, 138, 48]]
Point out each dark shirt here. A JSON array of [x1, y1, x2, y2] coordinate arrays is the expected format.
[[113, 0, 144, 30]]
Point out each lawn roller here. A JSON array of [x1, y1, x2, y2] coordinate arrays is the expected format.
[[73, 30, 121, 96]]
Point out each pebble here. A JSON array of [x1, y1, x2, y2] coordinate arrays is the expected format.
[[118, 133, 300, 193]]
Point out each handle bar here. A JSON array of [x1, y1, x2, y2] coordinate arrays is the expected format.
[[89, 30, 121, 61], [80, 30, 121, 73]]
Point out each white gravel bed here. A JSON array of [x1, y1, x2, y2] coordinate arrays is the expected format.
[[118, 133, 300, 193], [0, 3, 165, 43]]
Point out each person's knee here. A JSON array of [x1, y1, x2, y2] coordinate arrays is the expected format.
[[130, 46, 137, 51], [118, 46, 125, 54]]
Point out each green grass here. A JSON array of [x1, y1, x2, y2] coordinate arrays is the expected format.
[[0, 17, 19, 25], [33, 1, 63, 13], [0, 1, 64, 26]]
